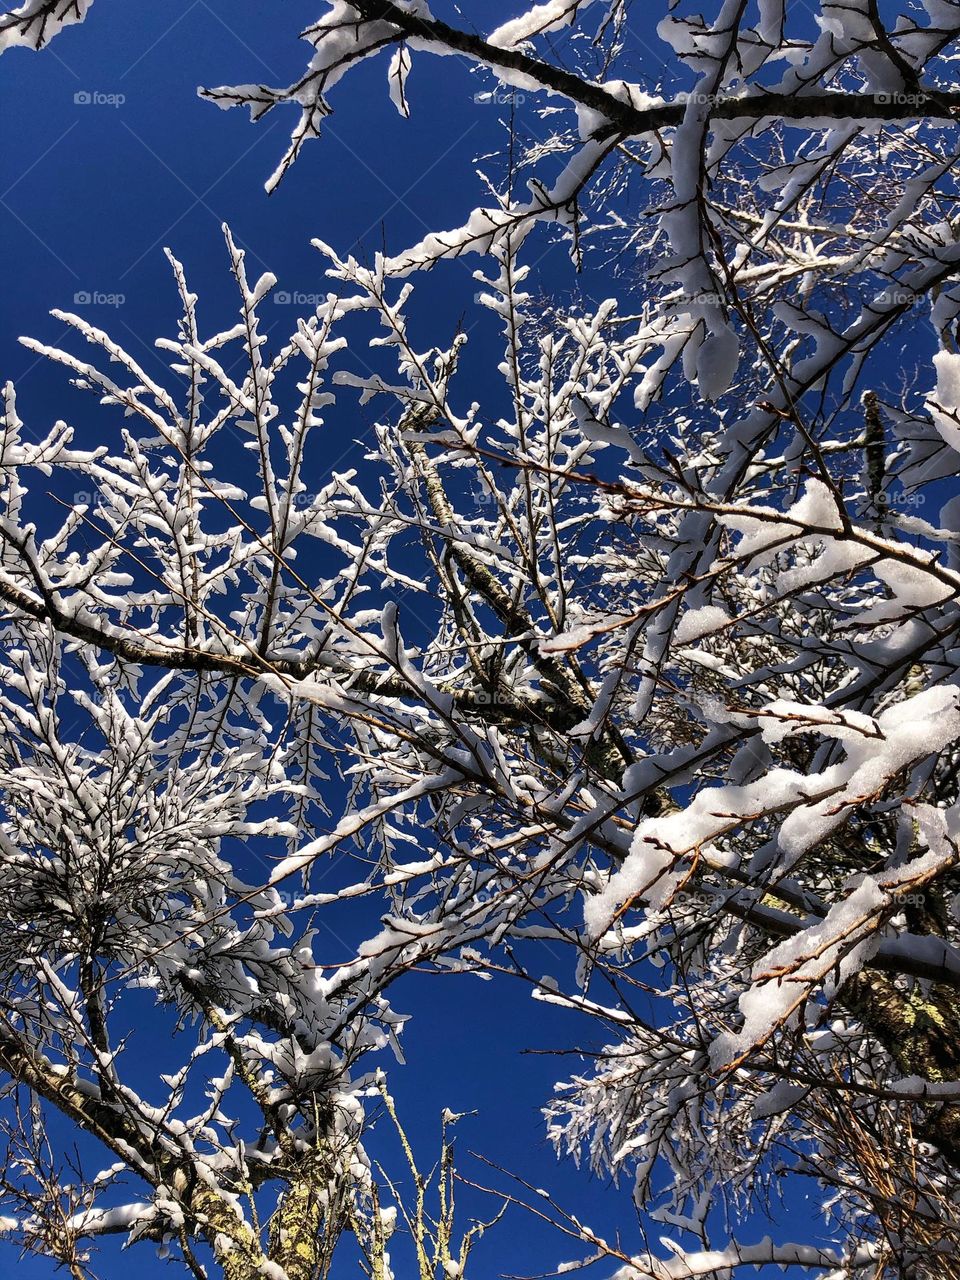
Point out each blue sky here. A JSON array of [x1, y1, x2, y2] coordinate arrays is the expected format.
[[1, 5, 823, 1277]]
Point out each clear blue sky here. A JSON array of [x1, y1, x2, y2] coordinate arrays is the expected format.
[[0, 5, 823, 1276]]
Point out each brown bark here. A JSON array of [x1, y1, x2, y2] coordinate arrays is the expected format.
[[842, 969, 960, 1166]]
